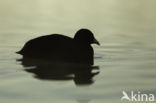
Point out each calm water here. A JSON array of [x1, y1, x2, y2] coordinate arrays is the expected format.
[[0, 0, 156, 103]]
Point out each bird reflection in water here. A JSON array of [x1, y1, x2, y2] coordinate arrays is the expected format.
[[18, 57, 100, 86]]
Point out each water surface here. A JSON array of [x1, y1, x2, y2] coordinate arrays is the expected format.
[[0, 0, 156, 103]]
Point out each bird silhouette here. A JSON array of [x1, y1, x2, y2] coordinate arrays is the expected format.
[[16, 29, 100, 65]]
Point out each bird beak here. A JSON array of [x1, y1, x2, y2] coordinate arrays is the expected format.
[[93, 38, 100, 45]]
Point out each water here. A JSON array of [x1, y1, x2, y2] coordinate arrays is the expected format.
[[0, 0, 156, 103]]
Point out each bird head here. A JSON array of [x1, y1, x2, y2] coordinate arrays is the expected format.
[[74, 29, 100, 45]]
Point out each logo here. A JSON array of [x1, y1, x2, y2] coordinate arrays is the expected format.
[[121, 91, 155, 102]]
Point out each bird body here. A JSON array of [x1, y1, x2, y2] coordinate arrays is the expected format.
[[17, 29, 99, 65]]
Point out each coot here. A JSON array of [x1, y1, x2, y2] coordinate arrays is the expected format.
[[17, 29, 100, 65]]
